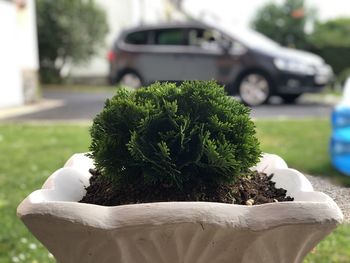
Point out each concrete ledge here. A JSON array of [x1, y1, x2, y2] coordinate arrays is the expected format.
[[0, 99, 64, 120]]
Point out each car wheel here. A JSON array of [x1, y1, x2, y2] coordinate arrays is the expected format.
[[280, 94, 302, 104], [238, 73, 271, 106], [118, 72, 142, 89]]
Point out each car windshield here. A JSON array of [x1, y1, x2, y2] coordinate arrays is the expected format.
[[219, 25, 280, 51]]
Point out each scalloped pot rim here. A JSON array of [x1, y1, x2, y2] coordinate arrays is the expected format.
[[17, 153, 344, 227]]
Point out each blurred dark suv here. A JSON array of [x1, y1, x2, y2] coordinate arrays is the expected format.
[[108, 22, 333, 106]]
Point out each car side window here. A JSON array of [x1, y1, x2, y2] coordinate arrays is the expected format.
[[189, 28, 246, 54], [154, 29, 187, 45], [188, 28, 222, 50], [125, 31, 148, 45]]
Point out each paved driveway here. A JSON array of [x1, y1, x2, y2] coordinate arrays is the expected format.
[[2, 89, 335, 122], [3, 89, 115, 121]]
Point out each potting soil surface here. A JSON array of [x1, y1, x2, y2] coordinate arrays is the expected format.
[[80, 170, 294, 206]]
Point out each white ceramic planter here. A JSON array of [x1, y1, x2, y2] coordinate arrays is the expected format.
[[17, 153, 343, 263]]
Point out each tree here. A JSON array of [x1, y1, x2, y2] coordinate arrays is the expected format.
[[36, 0, 108, 83], [251, 0, 314, 49], [309, 18, 350, 75]]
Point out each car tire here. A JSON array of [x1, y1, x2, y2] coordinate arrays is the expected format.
[[280, 94, 302, 104], [118, 72, 143, 90], [238, 73, 271, 106]]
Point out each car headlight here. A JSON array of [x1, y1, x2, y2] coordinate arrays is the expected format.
[[274, 58, 315, 75]]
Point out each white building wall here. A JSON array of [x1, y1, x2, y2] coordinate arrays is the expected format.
[[17, 0, 39, 70], [0, 1, 23, 108], [0, 0, 39, 108], [17, 0, 40, 103], [69, 0, 134, 78], [69, 0, 171, 80]]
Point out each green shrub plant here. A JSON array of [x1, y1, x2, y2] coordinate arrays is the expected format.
[[88, 81, 261, 201]]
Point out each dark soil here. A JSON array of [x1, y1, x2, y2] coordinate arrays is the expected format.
[[80, 169, 294, 206]]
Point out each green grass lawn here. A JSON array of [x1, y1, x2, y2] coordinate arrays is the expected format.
[[256, 119, 350, 186], [0, 120, 349, 262], [0, 124, 90, 263]]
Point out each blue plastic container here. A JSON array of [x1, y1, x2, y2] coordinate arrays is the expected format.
[[330, 106, 350, 176], [332, 106, 350, 129]]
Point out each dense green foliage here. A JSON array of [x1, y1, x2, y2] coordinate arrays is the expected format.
[[89, 81, 261, 191], [251, 0, 314, 49], [36, 0, 108, 83], [309, 18, 350, 75]]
